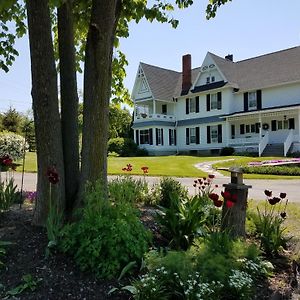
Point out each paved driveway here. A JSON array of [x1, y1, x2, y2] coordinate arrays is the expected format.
[[10, 172, 300, 203]]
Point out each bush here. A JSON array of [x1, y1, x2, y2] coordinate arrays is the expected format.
[[0, 131, 27, 161], [158, 177, 187, 208], [59, 181, 151, 279], [242, 165, 300, 176], [220, 146, 235, 156], [109, 175, 149, 204], [108, 137, 148, 157]]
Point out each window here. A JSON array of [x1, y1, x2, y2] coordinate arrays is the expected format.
[[206, 77, 210, 84], [245, 125, 250, 134], [283, 120, 289, 129], [190, 128, 196, 144], [140, 130, 150, 144], [162, 104, 167, 115], [211, 93, 218, 110], [189, 98, 196, 113], [210, 126, 218, 143], [248, 92, 257, 109], [211, 76, 215, 82], [251, 124, 256, 133], [156, 128, 163, 145], [277, 120, 283, 130], [169, 129, 176, 145]]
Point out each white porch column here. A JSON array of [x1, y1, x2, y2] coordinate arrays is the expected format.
[[298, 109, 300, 142], [259, 113, 262, 140], [153, 99, 156, 114]]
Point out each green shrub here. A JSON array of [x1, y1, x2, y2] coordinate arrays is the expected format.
[[220, 146, 235, 156], [108, 137, 148, 157], [0, 131, 27, 161], [109, 175, 149, 203], [158, 177, 188, 208], [242, 165, 300, 176], [59, 181, 151, 279]]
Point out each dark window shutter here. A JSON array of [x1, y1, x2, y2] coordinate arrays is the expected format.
[[256, 90, 262, 110], [186, 98, 189, 114], [195, 96, 200, 113], [207, 126, 211, 144], [169, 129, 171, 145], [162, 104, 167, 114], [289, 118, 295, 129], [186, 128, 190, 145], [135, 130, 139, 145], [218, 124, 222, 143], [217, 92, 222, 110], [244, 92, 249, 111], [231, 125, 235, 138], [174, 129, 177, 145], [255, 123, 260, 133], [161, 128, 164, 145], [149, 128, 153, 145], [206, 94, 210, 111], [196, 127, 200, 144], [240, 124, 245, 135], [155, 128, 159, 145], [271, 120, 277, 131]]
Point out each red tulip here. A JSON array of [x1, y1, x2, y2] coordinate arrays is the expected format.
[[226, 200, 235, 208], [209, 193, 219, 202], [213, 200, 223, 207], [264, 190, 272, 197], [279, 193, 286, 199]]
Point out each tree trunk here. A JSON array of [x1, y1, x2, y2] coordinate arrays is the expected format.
[[80, 0, 121, 196], [26, 0, 65, 225], [58, 0, 80, 217]]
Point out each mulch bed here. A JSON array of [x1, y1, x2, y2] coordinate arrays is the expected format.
[[0, 205, 299, 299]]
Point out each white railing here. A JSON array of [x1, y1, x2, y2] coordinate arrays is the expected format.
[[135, 113, 175, 121], [258, 131, 269, 157], [284, 130, 294, 157], [228, 136, 259, 146]]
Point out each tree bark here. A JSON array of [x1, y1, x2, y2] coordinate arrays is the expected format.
[[26, 0, 65, 225], [58, 0, 80, 217], [80, 0, 121, 196]]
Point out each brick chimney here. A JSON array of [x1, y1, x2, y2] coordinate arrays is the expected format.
[[225, 54, 233, 61], [182, 54, 192, 93]]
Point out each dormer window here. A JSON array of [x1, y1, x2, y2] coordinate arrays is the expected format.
[[206, 77, 210, 84], [206, 75, 215, 84], [211, 76, 215, 82]]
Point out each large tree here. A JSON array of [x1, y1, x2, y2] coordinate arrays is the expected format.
[[1, 0, 231, 224]]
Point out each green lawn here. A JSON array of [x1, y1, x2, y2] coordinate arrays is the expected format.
[[15, 152, 300, 179]]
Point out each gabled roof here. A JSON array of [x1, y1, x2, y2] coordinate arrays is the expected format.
[[137, 46, 300, 99], [210, 46, 300, 91], [140, 63, 180, 101]]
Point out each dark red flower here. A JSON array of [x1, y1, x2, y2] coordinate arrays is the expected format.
[[268, 197, 280, 205], [264, 190, 272, 197], [208, 174, 215, 179], [141, 166, 149, 174], [231, 194, 238, 202], [215, 184, 219, 188], [194, 180, 198, 184], [122, 167, 127, 171], [279, 193, 286, 199], [226, 200, 235, 208], [280, 212, 287, 219], [47, 167, 59, 185], [201, 185, 205, 189], [209, 193, 219, 202], [221, 191, 231, 200], [213, 200, 223, 207], [193, 184, 197, 187], [202, 177, 206, 181]]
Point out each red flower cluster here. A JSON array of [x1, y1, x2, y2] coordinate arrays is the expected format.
[[141, 166, 149, 174], [208, 190, 237, 208], [0, 155, 13, 167], [47, 166, 59, 184], [193, 174, 218, 197], [122, 164, 133, 172]]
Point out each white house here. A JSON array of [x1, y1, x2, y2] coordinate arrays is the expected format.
[[131, 46, 300, 156]]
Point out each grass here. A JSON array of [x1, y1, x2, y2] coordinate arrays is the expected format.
[[14, 152, 300, 179]]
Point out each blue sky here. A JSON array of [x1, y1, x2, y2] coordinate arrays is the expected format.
[[1, 0, 300, 113]]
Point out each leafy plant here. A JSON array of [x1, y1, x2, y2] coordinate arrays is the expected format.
[[109, 175, 149, 204], [252, 190, 290, 256], [156, 194, 212, 250], [5, 274, 42, 297], [0, 177, 18, 211], [60, 181, 151, 279]]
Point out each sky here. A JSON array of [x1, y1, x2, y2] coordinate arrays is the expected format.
[[1, 0, 300, 113]]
